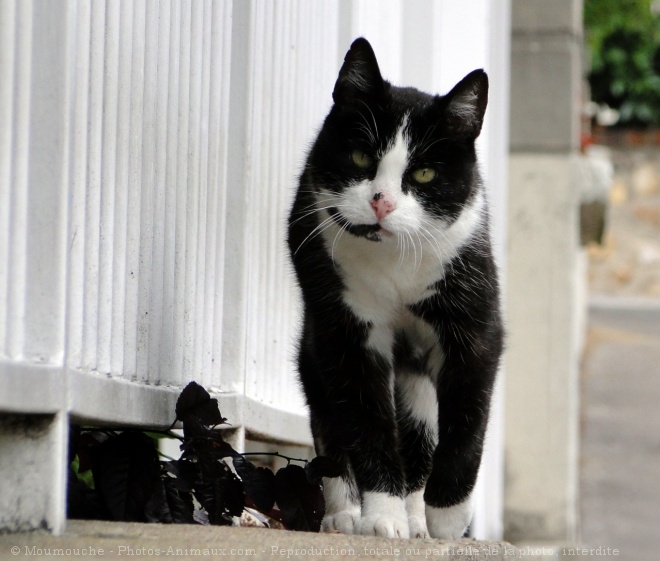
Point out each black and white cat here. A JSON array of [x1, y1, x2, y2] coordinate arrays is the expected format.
[[287, 38, 504, 540]]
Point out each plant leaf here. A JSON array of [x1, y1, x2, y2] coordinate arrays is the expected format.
[[91, 431, 161, 522], [175, 381, 227, 427], [67, 467, 108, 521], [304, 456, 342, 485], [232, 455, 276, 515], [274, 464, 324, 532], [193, 457, 245, 525], [180, 425, 237, 460], [164, 476, 195, 524]]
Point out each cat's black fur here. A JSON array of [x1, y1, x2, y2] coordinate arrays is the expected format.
[[287, 38, 504, 539]]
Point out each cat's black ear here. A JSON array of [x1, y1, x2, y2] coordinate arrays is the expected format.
[[333, 38, 385, 105], [443, 69, 488, 140]]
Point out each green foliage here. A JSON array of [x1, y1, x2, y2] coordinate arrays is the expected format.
[[585, 0, 660, 126], [71, 455, 95, 489]]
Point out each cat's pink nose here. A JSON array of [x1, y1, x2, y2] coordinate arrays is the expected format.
[[371, 192, 396, 221]]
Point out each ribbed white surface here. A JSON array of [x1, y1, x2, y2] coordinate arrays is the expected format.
[[243, 0, 339, 412], [0, 0, 70, 364], [58, 1, 232, 390], [0, 0, 324, 413]]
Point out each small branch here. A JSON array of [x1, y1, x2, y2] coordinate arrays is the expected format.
[[240, 452, 309, 464]]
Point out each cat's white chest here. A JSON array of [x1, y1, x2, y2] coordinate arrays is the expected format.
[[323, 223, 442, 324]]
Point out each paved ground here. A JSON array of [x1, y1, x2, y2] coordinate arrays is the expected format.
[[580, 297, 660, 561], [0, 520, 522, 561]]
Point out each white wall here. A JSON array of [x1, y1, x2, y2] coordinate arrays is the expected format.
[[0, 0, 509, 536]]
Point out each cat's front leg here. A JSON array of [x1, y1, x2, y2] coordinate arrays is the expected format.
[[301, 324, 409, 538], [405, 489, 430, 539], [423, 317, 504, 539], [423, 351, 493, 540], [320, 470, 361, 534]]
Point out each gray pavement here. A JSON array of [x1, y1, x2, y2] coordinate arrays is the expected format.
[[580, 297, 660, 561], [0, 520, 520, 561]]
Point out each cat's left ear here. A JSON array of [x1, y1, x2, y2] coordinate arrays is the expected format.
[[333, 38, 386, 105], [443, 69, 488, 140]]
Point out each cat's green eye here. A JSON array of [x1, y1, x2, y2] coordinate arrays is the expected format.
[[411, 167, 437, 184], [351, 150, 374, 170]]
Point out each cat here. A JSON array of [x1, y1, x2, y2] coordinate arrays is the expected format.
[[287, 37, 504, 540]]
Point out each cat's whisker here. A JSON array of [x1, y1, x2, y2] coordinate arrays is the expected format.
[[407, 231, 417, 270], [331, 222, 349, 266], [292, 196, 339, 213], [357, 99, 380, 144], [413, 136, 449, 158], [396, 232, 407, 269], [418, 226, 445, 264], [395, 233, 406, 269], [293, 214, 338, 256], [420, 217, 462, 265], [413, 230, 425, 274], [290, 200, 354, 228], [289, 206, 333, 228], [401, 228, 418, 272], [418, 219, 452, 263]]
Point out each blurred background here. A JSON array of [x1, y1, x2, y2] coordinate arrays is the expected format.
[[578, 1, 660, 559], [508, 1, 660, 559]]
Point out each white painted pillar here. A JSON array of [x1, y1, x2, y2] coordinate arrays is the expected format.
[[504, 0, 584, 542], [0, 413, 68, 534], [0, 0, 74, 534]]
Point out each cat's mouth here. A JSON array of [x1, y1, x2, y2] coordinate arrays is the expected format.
[[327, 207, 385, 242]]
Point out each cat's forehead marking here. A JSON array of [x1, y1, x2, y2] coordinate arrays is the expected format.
[[375, 116, 410, 182]]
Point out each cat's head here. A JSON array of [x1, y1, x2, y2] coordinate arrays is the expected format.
[[308, 38, 488, 245]]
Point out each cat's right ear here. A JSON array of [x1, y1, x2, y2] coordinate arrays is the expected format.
[[333, 38, 385, 105], [442, 69, 489, 141]]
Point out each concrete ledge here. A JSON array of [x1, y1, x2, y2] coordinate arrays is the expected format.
[[0, 520, 520, 561], [0, 362, 65, 414]]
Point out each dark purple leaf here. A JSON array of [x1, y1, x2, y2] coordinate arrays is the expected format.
[[193, 457, 245, 525], [162, 474, 195, 524], [212, 463, 245, 523], [305, 456, 342, 485], [163, 460, 194, 493], [274, 464, 324, 532], [76, 431, 110, 472], [144, 479, 173, 524], [232, 455, 276, 515], [175, 381, 227, 427], [91, 431, 161, 522], [181, 428, 237, 460]]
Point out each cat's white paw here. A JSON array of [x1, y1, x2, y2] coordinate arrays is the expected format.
[[321, 507, 360, 534], [358, 492, 409, 539], [406, 489, 429, 538], [357, 513, 410, 539], [408, 516, 430, 539], [425, 498, 473, 540], [322, 476, 360, 534]]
